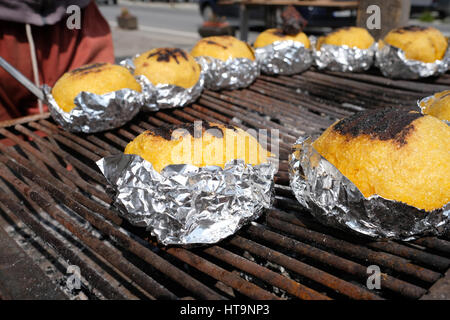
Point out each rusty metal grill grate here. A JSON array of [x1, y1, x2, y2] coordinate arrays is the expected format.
[[0, 70, 449, 300]]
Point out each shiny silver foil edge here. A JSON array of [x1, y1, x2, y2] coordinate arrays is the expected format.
[[195, 56, 259, 91], [43, 85, 143, 133], [97, 154, 277, 246], [375, 42, 450, 79], [255, 40, 313, 75], [313, 40, 375, 72], [120, 57, 204, 111], [417, 94, 450, 125], [289, 136, 449, 240]]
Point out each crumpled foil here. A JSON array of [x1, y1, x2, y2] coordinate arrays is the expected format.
[[375, 42, 450, 79], [120, 58, 204, 112], [289, 137, 449, 240], [313, 39, 375, 72], [97, 154, 277, 246], [255, 40, 313, 75], [195, 56, 259, 91], [43, 85, 143, 133], [417, 93, 450, 125]]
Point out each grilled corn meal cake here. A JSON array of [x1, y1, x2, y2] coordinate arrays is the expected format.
[[313, 108, 450, 211], [124, 122, 272, 172], [191, 36, 255, 61], [254, 28, 310, 48], [134, 48, 201, 89], [316, 27, 375, 50], [52, 63, 141, 113], [382, 26, 448, 63], [420, 90, 450, 121]]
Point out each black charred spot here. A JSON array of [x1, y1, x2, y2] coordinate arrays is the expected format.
[[145, 122, 237, 140], [206, 40, 228, 50], [147, 48, 188, 64], [333, 107, 423, 146], [70, 63, 106, 75], [393, 25, 429, 34]]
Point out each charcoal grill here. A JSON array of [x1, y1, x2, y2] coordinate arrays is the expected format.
[[0, 69, 449, 300]]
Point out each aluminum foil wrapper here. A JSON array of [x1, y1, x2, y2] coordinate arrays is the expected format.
[[375, 42, 450, 79], [417, 94, 450, 125], [120, 57, 204, 112], [255, 40, 313, 75], [43, 85, 143, 133], [97, 154, 276, 246], [313, 39, 375, 72], [195, 56, 259, 91], [289, 137, 449, 240]]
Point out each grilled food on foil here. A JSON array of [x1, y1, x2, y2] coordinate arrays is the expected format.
[[45, 62, 144, 133], [375, 26, 449, 79], [191, 35, 255, 62], [313, 27, 375, 72], [191, 36, 258, 90], [134, 48, 201, 89], [120, 48, 204, 111], [254, 28, 310, 49], [51, 63, 141, 112], [316, 26, 375, 50], [290, 108, 449, 240], [313, 108, 449, 211], [253, 28, 313, 75], [382, 26, 447, 63], [98, 122, 277, 245]]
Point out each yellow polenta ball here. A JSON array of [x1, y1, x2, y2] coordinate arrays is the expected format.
[[383, 26, 448, 63], [134, 48, 201, 89], [317, 27, 375, 50], [191, 36, 255, 61], [420, 90, 450, 121], [254, 28, 310, 48], [124, 122, 272, 172], [52, 63, 141, 113], [313, 108, 450, 211]]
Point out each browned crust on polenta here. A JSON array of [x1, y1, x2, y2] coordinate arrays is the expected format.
[[70, 63, 106, 76], [392, 25, 429, 34], [333, 108, 423, 146], [147, 48, 189, 64], [205, 40, 228, 49]]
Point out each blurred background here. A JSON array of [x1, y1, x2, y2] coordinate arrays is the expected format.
[[92, 0, 450, 61]]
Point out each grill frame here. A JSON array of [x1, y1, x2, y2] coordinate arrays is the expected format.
[[0, 69, 449, 300]]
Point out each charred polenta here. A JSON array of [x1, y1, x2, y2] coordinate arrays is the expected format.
[[52, 63, 141, 112], [254, 28, 310, 49], [124, 122, 272, 172], [313, 108, 450, 211], [191, 36, 255, 61], [316, 27, 374, 50], [134, 48, 201, 89], [420, 90, 450, 122], [382, 26, 447, 63]]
